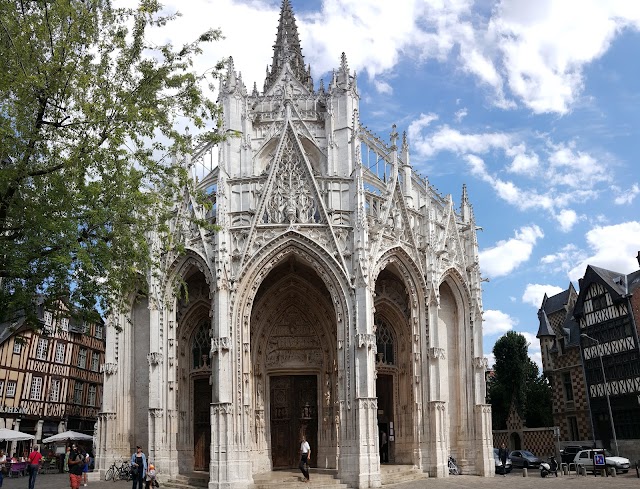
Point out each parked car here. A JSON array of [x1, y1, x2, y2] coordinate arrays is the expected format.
[[509, 450, 543, 468], [560, 445, 591, 465], [573, 449, 630, 474], [493, 448, 513, 474]]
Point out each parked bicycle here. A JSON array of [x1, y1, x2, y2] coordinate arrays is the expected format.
[[105, 459, 132, 482], [448, 455, 460, 475]]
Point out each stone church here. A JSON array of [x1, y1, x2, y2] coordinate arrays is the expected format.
[[94, 1, 493, 487]]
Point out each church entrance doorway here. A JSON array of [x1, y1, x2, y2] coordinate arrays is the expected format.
[[193, 377, 211, 471], [376, 374, 394, 463], [269, 375, 318, 469]]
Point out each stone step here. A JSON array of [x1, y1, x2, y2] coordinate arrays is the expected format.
[[380, 465, 428, 486], [252, 469, 346, 489], [162, 466, 428, 489], [165, 474, 209, 489]]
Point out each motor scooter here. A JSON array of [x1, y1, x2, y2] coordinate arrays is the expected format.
[[540, 456, 558, 477]]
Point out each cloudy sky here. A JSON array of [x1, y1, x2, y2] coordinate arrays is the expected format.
[[125, 0, 640, 370]]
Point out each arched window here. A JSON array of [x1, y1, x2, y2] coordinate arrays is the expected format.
[[192, 321, 211, 370], [375, 319, 395, 365]]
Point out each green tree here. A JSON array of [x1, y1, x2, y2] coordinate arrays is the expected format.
[[487, 331, 552, 429], [0, 0, 223, 322]]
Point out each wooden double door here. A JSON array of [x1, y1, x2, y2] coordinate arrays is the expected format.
[[270, 375, 318, 469]]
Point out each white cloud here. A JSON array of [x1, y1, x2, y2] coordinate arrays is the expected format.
[[115, 0, 640, 116], [508, 151, 539, 175], [522, 283, 565, 308], [485, 352, 496, 369], [454, 108, 468, 122], [483, 309, 517, 336], [613, 183, 640, 205], [373, 80, 393, 95], [555, 209, 578, 232], [488, 1, 640, 113], [480, 225, 544, 278], [407, 113, 439, 143], [520, 331, 543, 372], [568, 221, 640, 282]]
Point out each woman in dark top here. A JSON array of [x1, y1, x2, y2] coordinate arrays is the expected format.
[[130, 446, 147, 489]]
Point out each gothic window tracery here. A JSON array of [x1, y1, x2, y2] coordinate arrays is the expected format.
[[192, 321, 211, 370], [263, 132, 320, 224], [375, 319, 395, 365]]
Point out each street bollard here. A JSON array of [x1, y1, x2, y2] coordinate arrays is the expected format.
[[522, 468, 528, 477], [580, 466, 586, 476], [610, 467, 616, 477]]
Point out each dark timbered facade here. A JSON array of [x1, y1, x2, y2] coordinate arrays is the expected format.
[[572, 260, 640, 462], [0, 300, 105, 443]]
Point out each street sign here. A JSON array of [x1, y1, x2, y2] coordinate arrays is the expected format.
[[594, 453, 605, 467]]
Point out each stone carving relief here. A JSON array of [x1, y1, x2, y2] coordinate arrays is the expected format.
[[428, 347, 446, 360], [265, 325, 322, 367], [473, 356, 488, 370], [147, 352, 163, 366], [211, 336, 231, 354], [264, 131, 320, 224], [101, 363, 118, 375]]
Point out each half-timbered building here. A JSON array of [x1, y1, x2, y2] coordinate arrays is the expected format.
[[0, 300, 105, 449], [95, 1, 494, 487], [572, 257, 640, 463]]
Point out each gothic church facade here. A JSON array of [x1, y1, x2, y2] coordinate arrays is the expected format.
[[94, 1, 493, 487]]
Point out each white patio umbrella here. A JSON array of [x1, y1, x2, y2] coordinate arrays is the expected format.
[[0, 428, 35, 442], [42, 430, 93, 444]]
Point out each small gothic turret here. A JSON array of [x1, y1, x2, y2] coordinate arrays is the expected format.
[[264, 0, 313, 92]]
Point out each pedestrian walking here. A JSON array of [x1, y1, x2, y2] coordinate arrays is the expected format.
[[298, 434, 311, 482], [68, 444, 84, 489], [498, 443, 509, 477], [27, 445, 43, 489]]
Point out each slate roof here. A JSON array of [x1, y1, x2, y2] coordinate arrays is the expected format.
[[536, 283, 576, 338], [574, 264, 639, 317]]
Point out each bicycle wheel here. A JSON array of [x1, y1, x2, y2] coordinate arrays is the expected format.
[[113, 469, 120, 482], [105, 467, 114, 481]]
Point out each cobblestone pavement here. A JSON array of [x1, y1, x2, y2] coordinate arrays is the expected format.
[[2, 469, 638, 489]]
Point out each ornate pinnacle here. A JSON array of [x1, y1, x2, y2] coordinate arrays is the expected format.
[[340, 52, 349, 74], [264, 0, 313, 92]]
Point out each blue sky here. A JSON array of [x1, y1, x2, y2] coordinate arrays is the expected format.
[[124, 0, 640, 370]]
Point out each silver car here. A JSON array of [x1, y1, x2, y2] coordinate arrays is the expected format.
[[509, 450, 543, 468]]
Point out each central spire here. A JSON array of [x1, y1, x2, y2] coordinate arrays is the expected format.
[[264, 0, 313, 92]]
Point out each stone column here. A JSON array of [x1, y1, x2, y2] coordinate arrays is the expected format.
[[337, 284, 381, 488], [474, 404, 494, 476], [427, 401, 448, 478], [209, 286, 252, 489]]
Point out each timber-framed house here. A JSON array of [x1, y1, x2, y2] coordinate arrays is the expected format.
[[0, 299, 105, 446], [572, 256, 640, 462]]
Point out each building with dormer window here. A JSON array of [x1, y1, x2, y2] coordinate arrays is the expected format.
[[572, 257, 640, 463], [0, 299, 106, 449]]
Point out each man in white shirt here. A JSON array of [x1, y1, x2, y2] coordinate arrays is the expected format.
[[299, 435, 311, 482]]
